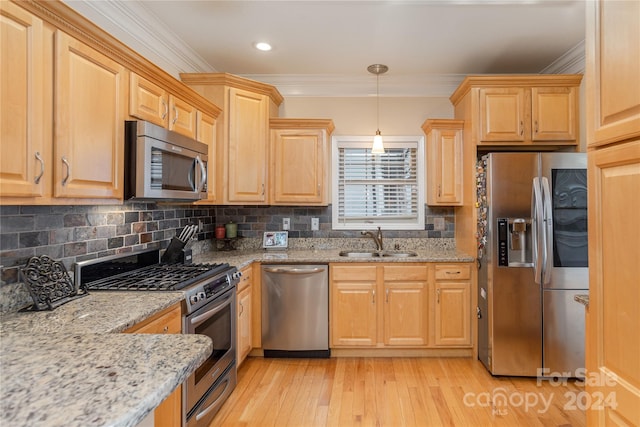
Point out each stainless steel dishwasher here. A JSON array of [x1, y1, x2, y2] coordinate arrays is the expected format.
[[261, 264, 330, 358]]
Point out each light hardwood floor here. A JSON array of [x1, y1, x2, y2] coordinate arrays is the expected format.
[[211, 357, 586, 426]]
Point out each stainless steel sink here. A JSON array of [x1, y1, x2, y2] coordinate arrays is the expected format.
[[338, 251, 380, 258], [338, 250, 418, 258], [381, 251, 418, 258]]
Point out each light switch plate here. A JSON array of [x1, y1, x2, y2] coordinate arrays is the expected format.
[[311, 217, 319, 231], [283, 218, 290, 230]]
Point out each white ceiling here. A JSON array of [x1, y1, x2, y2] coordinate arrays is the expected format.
[[64, 0, 586, 97]]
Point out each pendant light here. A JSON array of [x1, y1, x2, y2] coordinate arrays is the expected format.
[[368, 64, 388, 154]]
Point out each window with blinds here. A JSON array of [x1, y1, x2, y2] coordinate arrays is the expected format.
[[332, 136, 425, 230]]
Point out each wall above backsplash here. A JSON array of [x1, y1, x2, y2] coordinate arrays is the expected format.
[[0, 203, 453, 286]]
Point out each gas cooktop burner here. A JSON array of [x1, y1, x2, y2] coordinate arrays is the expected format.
[[83, 262, 230, 291], [75, 248, 236, 294]]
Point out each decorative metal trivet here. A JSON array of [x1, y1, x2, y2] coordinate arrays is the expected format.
[[19, 255, 88, 311]]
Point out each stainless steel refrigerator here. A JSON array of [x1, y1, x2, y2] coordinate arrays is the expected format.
[[477, 152, 588, 377]]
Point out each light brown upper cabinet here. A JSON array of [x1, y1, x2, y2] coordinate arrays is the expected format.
[[1, 1, 220, 205], [269, 118, 334, 205], [1, 1, 47, 198], [195, 111, 218, 203], [1, 2, 125, 204], [130, 73, 197, 139], [450, 75, 582, 149], [54, 31, 126, 200], [422, 119, 464, 206], [586, 2, 640, 148], [181, 73, 283, 205]]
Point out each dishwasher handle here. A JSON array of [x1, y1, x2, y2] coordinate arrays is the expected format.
[[263, 267, 325, 275]]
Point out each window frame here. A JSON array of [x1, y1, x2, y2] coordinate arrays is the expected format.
[[331, 135, 425, 231]]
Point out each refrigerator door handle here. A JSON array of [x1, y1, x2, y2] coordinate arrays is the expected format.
[[541, 177, 553, 286], [531, 177, 544, 284]]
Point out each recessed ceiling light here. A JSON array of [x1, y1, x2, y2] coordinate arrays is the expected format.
[[254, 42, 272, 52]]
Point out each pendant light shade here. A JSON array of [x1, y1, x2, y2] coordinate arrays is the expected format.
[[367, 64, 388, 154], [371, 130, 385, 154]]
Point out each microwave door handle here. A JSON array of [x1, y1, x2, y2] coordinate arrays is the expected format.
[[188, 158, 196, 191], [196, 155, 206, 192], [541, 177, 553, 286], [531, 177, 544, 284]]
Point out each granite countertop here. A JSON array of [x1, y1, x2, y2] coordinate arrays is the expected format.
[[1, 332, 211, 427], [194, 248, 475, 270], [0, 292, 212, 427], [0, 291, 185, 335]]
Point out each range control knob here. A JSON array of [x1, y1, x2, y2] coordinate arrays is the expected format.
[[189, 291, 207, 305], [231, 271, 242, 281]]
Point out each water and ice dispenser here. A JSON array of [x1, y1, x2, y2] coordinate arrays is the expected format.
[[497, 218, 533, 267]]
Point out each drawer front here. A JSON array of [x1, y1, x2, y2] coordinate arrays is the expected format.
[[435, 264, 471, 280], [383, 265, 428, 281], [126, 304, 182, 334], [331, 265, 377, 281]]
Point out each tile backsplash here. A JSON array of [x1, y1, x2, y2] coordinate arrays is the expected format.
[[0, 203, 453, 287]]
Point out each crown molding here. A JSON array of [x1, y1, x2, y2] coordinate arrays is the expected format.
[[540, 40, 586, 74], [61, 0, 215, 77], [61, 1, 585, 98], [239, 74, 468, 98]]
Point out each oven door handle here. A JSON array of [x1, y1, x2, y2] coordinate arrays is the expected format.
[[195, 375, 231, 422], [190, 295, 232, 326]]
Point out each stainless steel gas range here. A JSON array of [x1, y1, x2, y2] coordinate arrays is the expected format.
[[75, 249, 240, 427]]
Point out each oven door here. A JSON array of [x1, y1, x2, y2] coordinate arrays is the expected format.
[[183, 286, 236, 412]]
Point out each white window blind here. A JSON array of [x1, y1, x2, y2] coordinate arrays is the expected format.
[[332, 136, 425, 230]]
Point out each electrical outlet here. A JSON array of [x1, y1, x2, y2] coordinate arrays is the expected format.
[[283, 218, 290, 230], [311, 217, 319, 231]]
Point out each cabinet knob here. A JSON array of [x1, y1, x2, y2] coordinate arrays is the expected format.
[[163, 326, 169, 333]]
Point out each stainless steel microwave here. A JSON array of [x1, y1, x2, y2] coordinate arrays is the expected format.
[[124, 120, 208, 201]]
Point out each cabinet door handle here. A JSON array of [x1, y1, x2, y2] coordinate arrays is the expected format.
[[445, 271, 461, 275], [161, 98, 168, 120], [385, 288, 389, 303], [520, 121, 524, 136], [61, 157, 70, 186], [34, 152, 44, 184], [534, 120, 539, 134], [261, 183, 265, 196], [172, 105, 178, 125], [372, 289, 376, 304], [438, 184, 441, 198], [239, 301, 243, 315], [437, 288, 440, 304]]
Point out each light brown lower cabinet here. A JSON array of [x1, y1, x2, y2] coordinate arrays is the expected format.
[[329, 263, 471, 349], [124, 303, 182, 427], [236, 265, 253, 366]]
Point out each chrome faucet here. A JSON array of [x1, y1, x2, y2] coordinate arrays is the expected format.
[[361, 226, 383, 251]]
